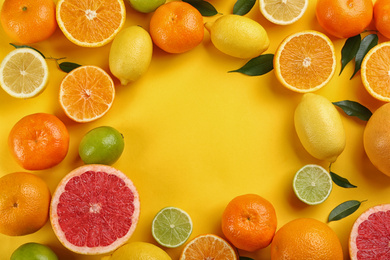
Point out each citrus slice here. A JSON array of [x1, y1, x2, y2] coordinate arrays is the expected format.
[[259, 0, 309, 25], [152, 207, 193, 248], [274, 30, 336, 93], [50, 164, 140, 255], [59, 65, 115, 123], [0, 48, 48, 98], [349, 204, 390, 259], [180, 234, 238, 260], [293, 164, 333, 205], [361, 42, 390, 102], [56, 0, 126, 47]]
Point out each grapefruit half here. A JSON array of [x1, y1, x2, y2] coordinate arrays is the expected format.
[[50, 164, 140, 255], [349, 204, 390, 259]]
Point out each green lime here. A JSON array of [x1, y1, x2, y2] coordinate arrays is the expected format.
[[293, 164, 333, 205], [79, 126, 124, 165], [152, 207, 193, 248], [11, 242, 58, 260], [128, 0, 166, 13]]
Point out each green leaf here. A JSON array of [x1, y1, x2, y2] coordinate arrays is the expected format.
[[351, 34, 378, 79], [328, 200, 366, 222], [333, 100, 372, 121], [340, 34, 361, 75], [9, 43, 46, 58], [228, 54, 274, 76], [182, 0, 218, 16], [59, 62, 82, 73], [239, 257, 255, 260], [233, 0, 256, 15], [329, 171, 357, 188]]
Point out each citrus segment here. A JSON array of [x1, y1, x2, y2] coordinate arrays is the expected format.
[[50, 164, 140, 255], [152, 207, 193, 248], [259, 0, 308, 25], [274, 30, 336, 93], [349, 204, 390, 259], [293, 164, 332, 205], [361, 42, 390, 102], [0, 48, 49, 98], [180, 234, 237, 260], [56, 0, 126, 47], [59, 65, 115, 123]]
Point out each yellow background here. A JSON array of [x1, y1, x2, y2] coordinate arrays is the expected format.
[[0, 0, 389, 259]]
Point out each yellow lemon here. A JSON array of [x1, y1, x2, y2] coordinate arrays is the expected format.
[[294, 93, 346, 163], [204, 14, 269, 59], [101, 242, 172, 260], [109, 26, 153, 85]]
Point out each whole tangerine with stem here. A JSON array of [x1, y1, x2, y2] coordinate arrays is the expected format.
[[8, 113, 69, 170], [149, 1, 204, 54], [221, 194, 277, 252], [0, 172, 51, 236], [316, 0, 373, 38], [374, 0, 390, 39], [0, 0, 57, 44]]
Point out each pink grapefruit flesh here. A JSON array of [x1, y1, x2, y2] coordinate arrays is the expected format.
[[349, 204, 390, 259], [50, 164, 140, 255]]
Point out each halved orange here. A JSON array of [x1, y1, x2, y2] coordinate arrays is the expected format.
[[59, 65, 115, 123], [361, 42, 390, 102], [179, 234, 238, 260], [56, 0, 126, 47], [274, 30, 336, 93]]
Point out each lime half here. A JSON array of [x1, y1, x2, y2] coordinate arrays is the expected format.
[[152, 207, 193, 248], [293, 164, 332, 205]]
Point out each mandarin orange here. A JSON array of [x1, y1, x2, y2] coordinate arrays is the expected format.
[[0, 172, 51, 236], [374, 0, 390, 39], [221, 194, 277, 252], [149, 1, 204, 54], [0, 0, 57, 44], [316, 0, 373, 38], [8, 113, 69, 170]]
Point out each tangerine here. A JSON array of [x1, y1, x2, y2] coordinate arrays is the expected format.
[[8, 113, 69, 171], [0, 0, 57, 44], [0, 172, 51, 236], [149, 1, 204, 54], [271, 218, 343, 259], [316, 0, 373, 38], [221, 194, 277, 252], [374, 0, 390, 39]]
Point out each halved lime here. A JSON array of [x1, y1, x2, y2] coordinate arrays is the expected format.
[[293, 164, 332, 205], [152, 206, 193, 248]]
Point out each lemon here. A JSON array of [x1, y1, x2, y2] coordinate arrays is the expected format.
[[109, 26, 153, 85], [101, 242, 172, 260], [294, 93, 346, 163], [204, 14, 269, 59], [129, 0, 166, 13]]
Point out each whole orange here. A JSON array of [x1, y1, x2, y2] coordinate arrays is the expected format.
[[0, 0, 57, 44], [374, 0, 390, 39], [0, 172, 51, 236], [270, 218, 343, 259], [221, 194, 277, 252], [364, 103, 390, 177], [149, 1, 204, 53], [8, 113, 69, 170], [316, 0, 373, 38]]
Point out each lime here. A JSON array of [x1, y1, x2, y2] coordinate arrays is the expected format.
[[293, 164, 332, 205], [152, 207, 193, 248], [129, 0, 166, 13], [101, 242, 171, 260], [11, 242, 58, 260], [79, 126, 124, 165]]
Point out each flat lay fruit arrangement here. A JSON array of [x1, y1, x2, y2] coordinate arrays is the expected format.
[[2, 0, 390, 259]]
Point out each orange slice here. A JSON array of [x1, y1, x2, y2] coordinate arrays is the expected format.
[[274, 30, 336, 93], [59, 65, 115, 123], [56, 0, 126, 47], [180, 234, 238, 260], [361, 42, 390, 102]]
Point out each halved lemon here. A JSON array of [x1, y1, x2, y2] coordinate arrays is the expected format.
[[0, 48, 49, 98], [259, 0, 308, 25]]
